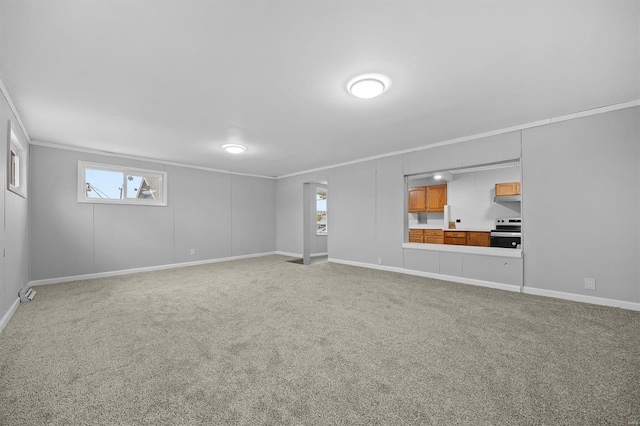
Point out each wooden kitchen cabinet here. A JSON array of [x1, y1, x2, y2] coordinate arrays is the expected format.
[[426, 184, 447, 212], [408, 184, 447, 213], [466, 231, 490, 247], [424, 229, 444, 244], [409, 229, 424, 243], [444, 231, 467, 245], [408, 187, 427, 213], [495, 182, 521, 196]]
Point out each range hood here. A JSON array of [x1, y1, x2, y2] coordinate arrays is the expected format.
[[494, 194, 522, 203]]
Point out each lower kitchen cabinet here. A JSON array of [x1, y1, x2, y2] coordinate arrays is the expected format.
[[424, 229, 444, 244], [412, 229, 490, 247], [409, 229, 424, 243], [466, 231, 490, 247], [444, 231, 467, 245]]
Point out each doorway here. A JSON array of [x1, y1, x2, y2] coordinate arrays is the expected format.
[[302, 181, 328, 265]]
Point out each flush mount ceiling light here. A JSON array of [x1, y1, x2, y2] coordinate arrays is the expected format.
[[222, 144, 247, 154], [347, 73, 390, 99], [434, 174, 443, 180]]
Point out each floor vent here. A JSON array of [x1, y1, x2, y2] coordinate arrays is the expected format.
[[19, 287, 36, 303]]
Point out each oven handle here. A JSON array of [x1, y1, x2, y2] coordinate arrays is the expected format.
[[490, 232, 522, 237]]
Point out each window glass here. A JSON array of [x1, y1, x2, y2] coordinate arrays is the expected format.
[[7, 123, 27, 198], [85, 169, 124, 199], [78, 161, 167, 206], [316, 188, 327, 234]]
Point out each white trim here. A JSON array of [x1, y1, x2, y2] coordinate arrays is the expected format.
[[275, 251, 301, 258], [328, 258, 521, 292], [522, 287, 640, 311], [30, 140, 276, 180], [7, 121, 27, 198], [276, 100, 640, 179], [274, 251, 328, 258], [329, 258, 640, 311], [0, 298, 20, 334], [328, 258, 406, 274], [0, 78, 31, 142], [29, 252, 277, 287], [403, 243, 522, 258]]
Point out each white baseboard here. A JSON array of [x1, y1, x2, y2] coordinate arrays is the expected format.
[[275, 251, 328, 258], [328, 258, 520, 293], [275, 251, 300, 258], [400, 268, 522, 293], [0, 298, 20, 334], [29, 251, 278, 287], [329, 258, 406, 275], [329, 258, 640, 310], [522, 287, 640, 311]]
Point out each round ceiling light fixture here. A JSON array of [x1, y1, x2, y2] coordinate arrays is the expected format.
[[347, 73, 390, 99], [222, 144, 247, 154]]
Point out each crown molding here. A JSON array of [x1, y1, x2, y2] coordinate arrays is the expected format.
[[276, 99, 640, 179], [0, 77, 31, 142], [29, 140, 277, 180]]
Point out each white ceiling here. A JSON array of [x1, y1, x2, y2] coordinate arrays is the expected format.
[[1, 1, 638, 177]]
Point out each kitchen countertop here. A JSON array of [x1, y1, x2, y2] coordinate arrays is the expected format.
[[403, 242, 522, 258], [409, 226, 491, 232]]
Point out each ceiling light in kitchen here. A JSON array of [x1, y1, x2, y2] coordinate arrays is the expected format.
[[223, 144, 247, 154], [434, 175, 442, 180], [347, 74, 390, 99]]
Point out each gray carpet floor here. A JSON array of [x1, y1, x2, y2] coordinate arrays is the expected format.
[[1, 255, 638, 425]]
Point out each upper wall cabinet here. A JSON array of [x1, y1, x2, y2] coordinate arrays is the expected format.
[[426, 184, 447, 212], [408, 187, 426, 212], [409, 184, 447, 213], [495, 182, 521, 196]]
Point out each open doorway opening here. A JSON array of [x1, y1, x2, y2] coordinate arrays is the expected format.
[[302, 181, 328, 265]]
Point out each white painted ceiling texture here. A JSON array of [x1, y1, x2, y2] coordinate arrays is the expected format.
[[1, 1, 638, 177]]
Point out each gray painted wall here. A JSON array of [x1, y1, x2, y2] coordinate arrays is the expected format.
[[328, 161, 378, 264], [522, 107, 639, 303], [275, 171, 328, 256], [0, 92, 30, 323], [30, 146, 276, 281], [276, 109, 639, 304]]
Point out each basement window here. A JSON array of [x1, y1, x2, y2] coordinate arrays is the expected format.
[[7, 122, 27, 198], [77, 161, 167, 206]]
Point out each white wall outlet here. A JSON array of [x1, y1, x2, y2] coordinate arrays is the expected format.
[[584, 277, 596, 291], [190, 248, 196, 255], [377, 257, 382, 265]]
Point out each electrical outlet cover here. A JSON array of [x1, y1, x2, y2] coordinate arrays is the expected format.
[[584, 277, 596, 290]]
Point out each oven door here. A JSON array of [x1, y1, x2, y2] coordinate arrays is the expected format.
[[490, 232, 521, 248]]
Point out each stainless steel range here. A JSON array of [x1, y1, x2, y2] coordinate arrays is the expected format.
[[490, 218, 521, 249]]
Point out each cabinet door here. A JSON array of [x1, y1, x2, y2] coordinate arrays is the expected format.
[[424, 229, 444, 244], [444, 236, 467, 245], [426, 184, 447, 212], [495, 182, 520, 196], [409, 229, 424, 243], [466, 232, 490, 247], [408, 187, 426, 213], [444, 231, 466, 245]]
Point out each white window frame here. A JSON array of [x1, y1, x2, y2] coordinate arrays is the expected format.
[[77, 161, 168, 206], [7, 121, 27, 198]]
